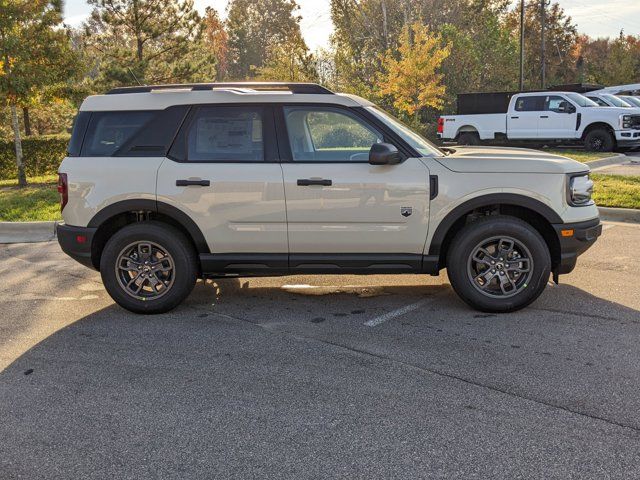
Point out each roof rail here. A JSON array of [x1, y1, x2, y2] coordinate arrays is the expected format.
[[106, 82, 334, 95]]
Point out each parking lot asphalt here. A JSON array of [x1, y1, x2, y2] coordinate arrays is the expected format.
[[1, 222, 639, 479]]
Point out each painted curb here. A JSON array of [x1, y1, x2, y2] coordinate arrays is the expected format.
[[0, 221, 58, 244], [598, 207, 640, 224]]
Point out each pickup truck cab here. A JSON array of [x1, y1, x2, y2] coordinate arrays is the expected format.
[[57, 83, 601, 314], [438, 91, 640, 151]]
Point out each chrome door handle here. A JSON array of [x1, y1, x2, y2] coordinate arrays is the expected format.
[[176, 179, 210, 187], [297, 179, 332, 186]]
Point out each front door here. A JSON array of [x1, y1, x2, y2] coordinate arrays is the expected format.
[[278, 105, 430, 271], [538, 95, 577, 139], [156, 104, 288, 269]]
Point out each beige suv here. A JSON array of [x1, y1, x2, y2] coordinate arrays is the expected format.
[[57, 82, 601, 314]]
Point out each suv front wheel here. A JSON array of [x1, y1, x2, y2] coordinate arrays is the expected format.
[[446, 216, 551, 312], [100, 221, 197, 314]]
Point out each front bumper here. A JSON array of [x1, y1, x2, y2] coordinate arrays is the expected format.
[[552, 217, 602, 275], [57, 223, 97, 270], [615, 130, 640, 146]]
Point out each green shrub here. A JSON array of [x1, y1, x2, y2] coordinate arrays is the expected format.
[[0, 135, 69, 180]]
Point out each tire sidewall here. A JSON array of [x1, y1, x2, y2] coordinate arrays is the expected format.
[[100, 222, 197, 314], [446, 217, 551, 313], [585, 129, 614, 152]]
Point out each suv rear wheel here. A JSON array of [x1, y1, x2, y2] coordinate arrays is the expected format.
[[100, 221, 197, 314], [446, 216, 551, 312]]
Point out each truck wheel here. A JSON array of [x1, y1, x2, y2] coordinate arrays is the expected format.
[[584, 129, 614, 152], [100, 221, 197, 314], [446, 216, 551, 313], [457, 132, 480, 146]]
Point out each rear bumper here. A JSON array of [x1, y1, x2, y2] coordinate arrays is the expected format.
[[57, 223, 97, 270], [552, 217, 602, 275]]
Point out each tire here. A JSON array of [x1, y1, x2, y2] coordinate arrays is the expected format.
[[446, 216, 551, 313], [100, 221, 197, 314], [584, 128, 614, 152], [457, 132, 480, 146]]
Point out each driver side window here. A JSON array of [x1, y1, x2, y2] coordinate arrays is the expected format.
[[283, 106, 383, 162]]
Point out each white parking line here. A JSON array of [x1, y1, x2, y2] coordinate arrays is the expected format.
[[364, 299, 429, 327]]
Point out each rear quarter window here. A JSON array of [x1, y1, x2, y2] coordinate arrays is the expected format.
[[81, 111, 155, 156]]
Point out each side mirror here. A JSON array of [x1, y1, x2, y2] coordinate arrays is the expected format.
[[559, 101, 575, 113], [369, 143, 401, 165]]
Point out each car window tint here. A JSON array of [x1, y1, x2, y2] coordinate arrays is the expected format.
[[187, 106, 264, 162], [284, 106, 382, 162], [81, 111, 155, 156], [514, 96, 544, 112]]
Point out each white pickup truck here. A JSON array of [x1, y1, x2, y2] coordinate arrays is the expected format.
[[438, 91, 640, 151]]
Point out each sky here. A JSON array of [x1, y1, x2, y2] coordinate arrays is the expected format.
[[63, 0, 640, 51]]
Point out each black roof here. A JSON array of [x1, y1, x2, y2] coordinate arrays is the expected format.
[[106, 82, 333, 95]]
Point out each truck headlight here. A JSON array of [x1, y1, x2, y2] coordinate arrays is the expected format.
[[568, 174, 594, 206], [621, 114, 632, 129]]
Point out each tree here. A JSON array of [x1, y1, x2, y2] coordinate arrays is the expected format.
[[254, 37, 318, 82], [0, 0, 78, 187], [84, 0, 215, 89], [225, 0, 309, 79], [202, 7, 229, 81], [505, 1, 578, 89], [378, 23, 450, 120]]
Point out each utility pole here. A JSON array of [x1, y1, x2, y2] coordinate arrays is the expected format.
[[541, 0, 546, 89], [519, 0, 525, 91]]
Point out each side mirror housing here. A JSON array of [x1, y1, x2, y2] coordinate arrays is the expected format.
[[559, 101, 575, 113], [369, 143, 401, 165]]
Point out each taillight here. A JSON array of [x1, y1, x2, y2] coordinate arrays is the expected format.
[[437, 117, 444, 133], [57, 173, 68, 211]]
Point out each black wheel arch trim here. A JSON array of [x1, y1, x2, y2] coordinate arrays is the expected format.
[[427, 193, 563, 257], [87, 199, 210, 254]]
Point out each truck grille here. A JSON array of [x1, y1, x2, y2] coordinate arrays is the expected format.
[[629, 115, 640, 129]]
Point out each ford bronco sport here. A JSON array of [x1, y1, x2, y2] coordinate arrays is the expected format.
[[57, 82, 602, 314]]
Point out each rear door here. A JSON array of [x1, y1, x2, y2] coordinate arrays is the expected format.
[[508, 96, 544, 139], [156, 104, 288, 264], [538, 95, 577, 139], [277, 105, 430, 271]]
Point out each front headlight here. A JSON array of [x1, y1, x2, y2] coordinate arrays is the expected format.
[[621, 114, 632, 129], [568, 174, 594, 206]]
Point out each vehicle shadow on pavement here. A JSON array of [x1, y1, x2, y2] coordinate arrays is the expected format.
[[2, 278, 640, 477], [2, 279, 640, 478]]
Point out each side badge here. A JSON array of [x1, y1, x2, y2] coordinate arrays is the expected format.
[[401, 207, 413, 217]]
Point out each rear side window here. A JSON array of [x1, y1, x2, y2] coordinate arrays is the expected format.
[[185, 106, 264, 162], [514, 96, 544, 112], [81, 111, 155, 156], [67, 112, 91, 157]]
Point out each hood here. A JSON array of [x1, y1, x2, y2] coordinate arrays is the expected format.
[[436, 146, 588, 174], [591, 106, 640, 115]]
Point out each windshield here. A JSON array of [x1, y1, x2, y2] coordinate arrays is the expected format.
[[366, 106, 443, 157], [602, 94, 632, 107], [621, 96, 640, 107], [565, 93, 598, 107]]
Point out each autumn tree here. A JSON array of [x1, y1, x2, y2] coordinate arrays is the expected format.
[[203, 7, 229, 81], [0, 0, 78, 186], [378, 23, 450, 122], [505, 1, 578, 89], [84, 0, 215, 89], [225, 0, 311, 80]]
